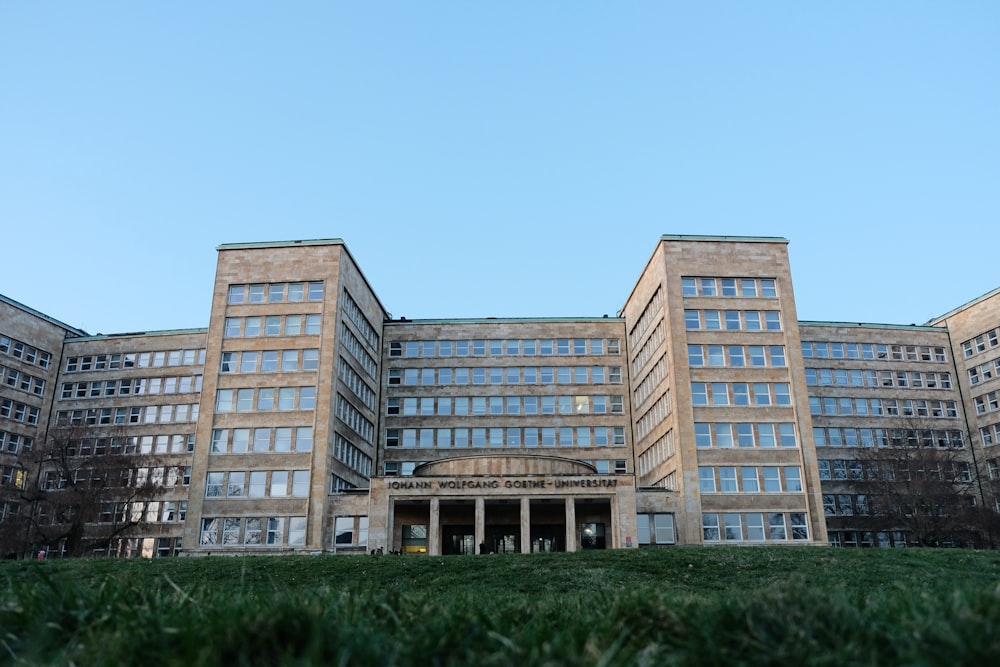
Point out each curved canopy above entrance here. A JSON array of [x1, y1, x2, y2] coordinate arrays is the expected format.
[[414, 455, 596, 477]]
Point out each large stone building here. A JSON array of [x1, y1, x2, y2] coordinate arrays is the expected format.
[[2, 235, 999, 557]]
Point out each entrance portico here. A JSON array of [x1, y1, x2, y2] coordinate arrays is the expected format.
[[368, 455, 637, 555]]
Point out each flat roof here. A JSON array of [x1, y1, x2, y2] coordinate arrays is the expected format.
[[659, 234, 789, 244], [216, 238, 391, 319], [925, 285, 1000, 326], [0, 293, 89, 336], [217, 238, 346, 251], [66, 327, 209, 341], [385, 317, 625, 325], [798, 320, 947, 332]]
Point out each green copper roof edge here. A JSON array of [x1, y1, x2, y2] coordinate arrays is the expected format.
[[0, 293, 89, 336], [217, 238, 345, 251], [925, 285, 1000, 326], [385, 317, 625, 325], [66, 327, 210, 341], [659, 234, 789, 243], [798, 320, 947, 332]]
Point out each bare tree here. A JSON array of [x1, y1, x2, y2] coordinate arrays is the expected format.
[[853, 426, 982, 547], [12, 422, 167, 557]]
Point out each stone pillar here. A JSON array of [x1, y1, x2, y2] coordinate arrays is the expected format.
[[386, 499, 396, 553], [520, 497, 531, 554], [475, 497, 486, 554], [428, 498, 441, 556], [564, 497, 577, 552]]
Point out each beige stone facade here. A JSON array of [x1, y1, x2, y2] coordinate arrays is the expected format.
[[799, 323, 973, 546], [182, 240, 387, 553], [368, 318, 636, 553], [1, 296, 85, 553], [53, 330, 207, 555], [622, 237, 826, 545], [3, 235, 1000, 556]]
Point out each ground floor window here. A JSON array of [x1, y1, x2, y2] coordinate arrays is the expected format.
[[579, 523, 606, 549], [334, 516, 369, 549], [402, 524, 428, 553], [636, 513, 675, 545], [701, 512, 809, 543]]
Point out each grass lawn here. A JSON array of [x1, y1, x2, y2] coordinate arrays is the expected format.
[[2, 547, 1000, 665]]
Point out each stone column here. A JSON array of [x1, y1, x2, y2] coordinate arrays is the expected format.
[[475, 497, 486, 554], [386, 499, 396, 553], [520, 497, 531, 554], [428, 498, 441, 556], [564, 497, 577, 552]]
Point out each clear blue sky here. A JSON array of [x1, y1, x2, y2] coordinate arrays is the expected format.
[[2, 2, 997, 334]]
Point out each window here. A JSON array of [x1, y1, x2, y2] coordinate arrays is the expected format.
[[768, 513, 787, 540], [227, 472, 245, 497], [637, 513, 675, 545], [296, 427, 313, 452], [785, 467, 802, 492], [695, 423, 711, 448], [719, 467, 738, 492], [249, 472, 267, 497], [205, 472, 224, 498], [702, 513, 720, 542], [746, 514, 765, 541], [736, 423, 754, 447], [724, 514, 742, 541], [266, 518, 285, 545], [715, 423, 734, 448], [762, 467, 781, 492], [698, 467, 715, 493]]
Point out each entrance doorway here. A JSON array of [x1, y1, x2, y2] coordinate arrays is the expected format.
[[530, 526, 563, 552], [442, 525, 475, 555], [486, 526, 519, 554]]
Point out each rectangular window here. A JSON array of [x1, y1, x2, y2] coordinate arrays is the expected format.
[[724, 514, 742, 541], [719, 467, 738, 492], [784, 467, 802, 492], [768, 513, 787, 540], [205, 472, 224, 497], [715, 423, 734, 448], [699, 467, 715, 493], [694, 423, 711, 448], [294, 427, 312, 452], [278, 387, 296, 410], [736, 423, 754, 447], [762, 467, 781, 492], [702, 513, 720, 542], [746, 513, 765, 541]]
